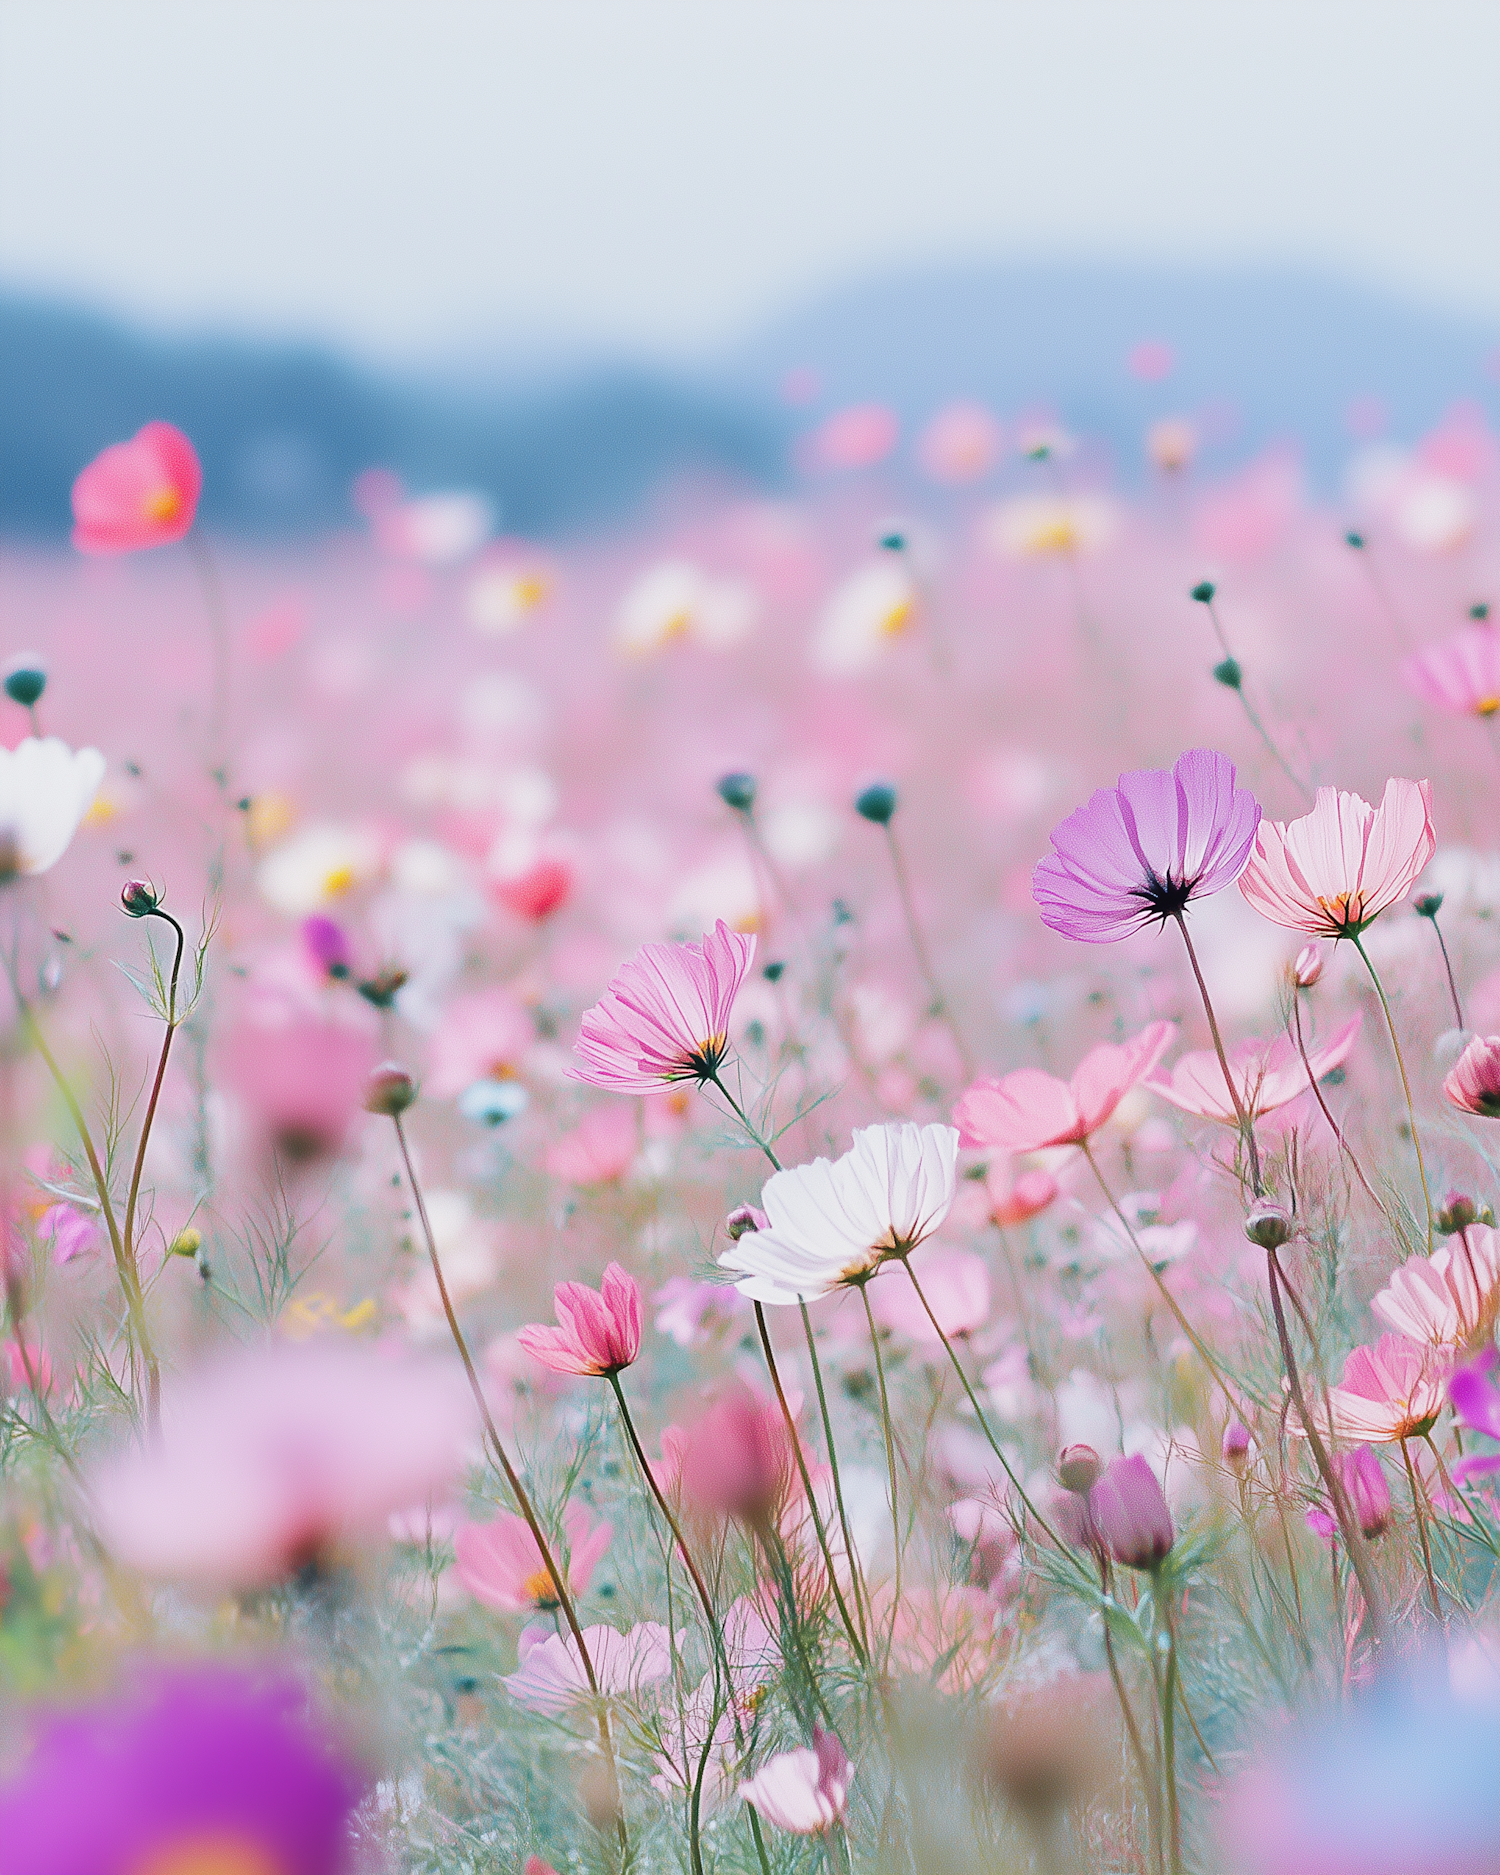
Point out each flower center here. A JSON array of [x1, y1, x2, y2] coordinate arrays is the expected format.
[[143, 485, 183, 524], [683, 1032, 730, 1083], [130, 1833, 284, 1875], [1314, 890, 1367, 932], [879, 597, 916, 638], [1131, 871, 1195, 921], [1478, 697, 1500, 717], [522, 1567, 561, 1607]]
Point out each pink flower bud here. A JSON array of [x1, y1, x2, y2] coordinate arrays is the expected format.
[[363, 1062, 418, 1117], [1057, 1443, 1102, 1494], [1342, 1444, 1391, 1541], [1086, 1455, 1174, 1571], [1292, 944, 1325, 988], [1222, 1419, 1252, 1468]]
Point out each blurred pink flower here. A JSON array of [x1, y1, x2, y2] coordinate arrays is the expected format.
[[223, 1010, 379, 1164], [1373, 1226, 1500, 1351], [918, 403, 1001, 484], [1322, 1334, 1447, 1443], [1444, 1034, 1500, 1118], [1086, 1454, 1175, 1570], [1147, 1016, 1359, 1123], [1403, 626, 1500, 719], [71, 421, 201, 554], [871, 1244, 990, 1343], [653, 1276, 744, 1348], [805, 404, 898, 472], [490, 854, 573, 922], [454, 1501, 612, 1613], [517, 1262, 642, 1377], [0, 1340, 53, 1396], [573, 919, 755, 1093], [502, 1620, 672, 1716], [1238, 779, 1436, 938], [428, 988, 533, 1098], [544, 1105, 637, 1185], [679, 1385, 795, 1524], [38, 1201, 99, 1265], [739, 1728, 852, 1834], [986, 1162, 1060, 1225], [90, 1342, 473, 1586], [1307, 1444, 1391, 1545], [954, 1021, 1174, 1153]]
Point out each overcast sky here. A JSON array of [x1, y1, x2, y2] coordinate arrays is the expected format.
[[2, 1, 1498, 362]]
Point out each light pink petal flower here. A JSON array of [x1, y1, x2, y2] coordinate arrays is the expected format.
[[954, 1020, 1174, 1153], [739, 1727, 852, 1833], [1403, 626, 1500, 719], [71, 421, 201, 554], [573, 920, 756, 1093], [1444, 1035, 1500, 1118], [502, 1621, 672, 1715], [1320, 1333, 1448, 1443], [1239, 779, 1436, 938], [517, 1261, 642, 1376], [1148, 1016, 1359, 1123], [1371, 1226, 1500, 1351], [454, 1501, 612, 1612]]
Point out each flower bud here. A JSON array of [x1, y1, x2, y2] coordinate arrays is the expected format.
[[1189, 580, 1216, 605], [1472, 602, 1491, 621], [120, 879, 160, 918], [3, 657, 46, 709], [363, 1062, 418, 1117], [1212, 656, 1243, 690], [1345, 529, 1366, 550], [1086, 1454, 1174, 1571], [1438, 1190, 1481, 1235], [1222, 1419, 1252, 1468], [1244, 1202, 1295, 1250], [1057, 1443, 1102, 1494], [1414, 893, 1444, 920], [1292, 943, 1325, 988], [716, 772, 757, 813], [854, 782, 898, 825], [1342, 1444, 1391, 1541], [725, 1203, 769, 1241], [168, 1227, 202, 1258]]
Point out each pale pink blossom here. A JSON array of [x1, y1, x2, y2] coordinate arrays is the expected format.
[[871, 1244, 990, 1343], [954, 1021, 1174, 1154], [517, 1262, 642, 1377], [1444, 1034, 1500, 1118], [985, 1161, 1060, 1225], [1147, 1016, 1359, 1123], [502, 1621, 672, 1715], [1371, 1227, 1500, 1351], [544, 1106, 637, 1185], [1320, 1334, 1448, 1444], [573, 920, 755, 1093], [1403, 626, 1500, 720], [90, 1343, 474, 1587], [1238, 779, 1436, 938], [427, 988, 533, 1097], [71, 421, 201, 554], [738, 1728, 852, 1834], [454, 1502, 612, 1613]]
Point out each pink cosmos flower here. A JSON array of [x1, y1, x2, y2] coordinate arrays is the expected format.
[[953, 1020, 1174, 1154], [490, 854, 573, 922], [1443, 1034, 1500, 1118], [544, 1105, 637, 1185], [1403, 625, 1500, 719], [679, 1385, 796, 1525], [502, 1620, 672, 1716], [517, 1263, 642, 1377], [38, 1201, 100, 1265], [1307, 1444, 1391, 1544], [1321, 1334, 1447, 1443], [1372, 1226, 1500, 1351], [71, 421, 202, 554], [870, 1244, 990, 1343], [738, 1729, 852, 1834], [573, 920, 755, 1093], [427, 988, 533, 1098], [1451, 1353, 1500, 1481], [1086, 1454, 1175, 1570], [1032, 749, 1261, 943], [1238, 779, 1436, 938], [1147, 1016, 1359, 1123], [223, 1007, 380, 1165], [454, 1502, 612, 1613], [89, 1343, 474, 1587]]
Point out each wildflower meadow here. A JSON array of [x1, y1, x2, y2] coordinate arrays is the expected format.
[[6, 402, 1500, 1875]]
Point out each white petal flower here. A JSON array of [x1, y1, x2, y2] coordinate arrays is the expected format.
[[720, 1122, 959, 1305], [0, 737, 105, 876]]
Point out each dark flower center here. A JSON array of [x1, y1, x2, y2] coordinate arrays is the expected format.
[[1131, 870, 1195, 922]]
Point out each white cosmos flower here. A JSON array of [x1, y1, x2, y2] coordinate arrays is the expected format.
[[0, 738, 105, 876], [720, 1122, 959, 1305]]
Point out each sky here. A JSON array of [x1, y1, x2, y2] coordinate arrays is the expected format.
[[2, 1, 1499, 363]]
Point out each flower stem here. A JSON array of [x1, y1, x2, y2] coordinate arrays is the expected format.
[[1157, 1585, 1183, 1875], [798, 1300, 872, 1660], [1401, 1435, 1444, 1624], [1202, 597, 1313, 804], [1289, 994, 1388, 1220], [1170, 911, 1261, 1195], [859, 1282, 902, 1630], [390, 1113, 627, 1861], [705, 1068, 782, 1171], [1425, 909, 1465, 1031], [187, 530, 232, 791], [1352, 934, 1433, 1248]]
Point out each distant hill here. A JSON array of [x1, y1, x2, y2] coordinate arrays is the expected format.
[[2, 264, 1497, 540]]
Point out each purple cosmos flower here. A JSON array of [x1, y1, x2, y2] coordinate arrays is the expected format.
[[1033, 748, 1261, 942], [0, 1664, 364, 1875]]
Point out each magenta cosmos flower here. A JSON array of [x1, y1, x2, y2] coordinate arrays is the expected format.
[[1403, 625, 1500, 720], [1033, 749, 1261, 942], [954, 1020, 1174, 1153], [0, 1665, 363, 1875], [1444, 1034, 1500, 1118], [71, 421, 202, 555], [1086, 1454, 1175, 1570], [1238, 778, 1436, 939], [573, 919, 756, 1092], [517, 1261, 642, 1376]]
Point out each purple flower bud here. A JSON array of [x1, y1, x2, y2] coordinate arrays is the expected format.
[[302, 914, 353, 979], [1087, 1454, 1175, 1571], [1342, 1444, 1391, 1541], [725, 1204, 769, 1241], [1222, 1419, 1252, 1467], [1057, 1443, 1102, 1494], [120, 879, 160, 918], [1437, 1190, 1480, 1235]]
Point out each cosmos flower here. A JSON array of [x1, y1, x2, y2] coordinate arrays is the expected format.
[[502, 1621, 673, 1716], [1372, 1227, 1500, 1352], [954, 1021, 1174, 1153], [1403, 625, 1500, 720], [677, 1385, 797, 1524], [1086, 1454, 1175, 1570], [1033, 749, 1261, 943], [90, 1342, 473, 1587], [718, 1122, 958, 1304], [454, 1502, 612, 1613], [0, 1665, 364, 1875], [573, 920, 756, 1093], [1443, 1035, 1500, 1118], [0, 738, 106, 878], [71, 421, 201, 554], [1146, 1016, 1360, 1124], [870, 1244, 990, 1343], [1238, 779, 1436, 939], [1320, 1334, 1447, 1444], [517, 1263, 642, 1377], [738, 1729, 853, 1835]]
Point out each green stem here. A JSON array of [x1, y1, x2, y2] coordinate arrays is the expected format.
[[859, 1283, 902, 1629], [1289, 994, 1388, 1219], [1402, 1436, 1443, 1624], [881, 821, 972, 1076], [1158, 1584, 1182, 1875], [799, 1299, 871, 1661], [1171, 911, 1261, 1195], [1352, 933, 1433, 1247]]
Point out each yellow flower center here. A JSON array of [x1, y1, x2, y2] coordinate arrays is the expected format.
[[523, 1567, 560, 1606], [879, 597, 916, 638], [321, 864, 357, 897], [131, 1833, 284, 1875], [514, 574, 550, 610], [1478, 697, 1500, 717], [661, 608, 694, 641], [1315, 890, 1366, 930], [143, 486, 183, 524], [1027, 518, 1078, 555]]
